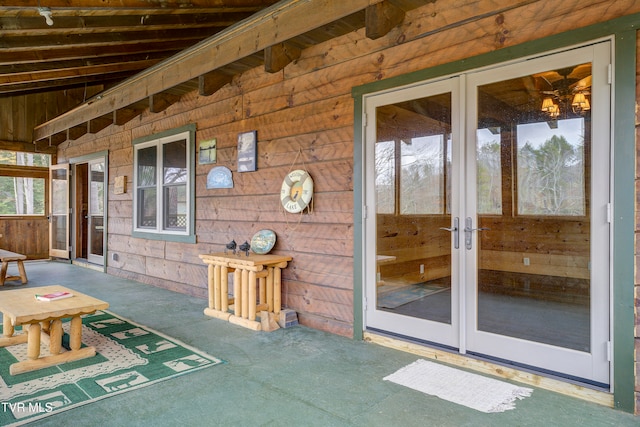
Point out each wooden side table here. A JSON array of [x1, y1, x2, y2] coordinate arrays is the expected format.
[[199, 252, 292, 331]]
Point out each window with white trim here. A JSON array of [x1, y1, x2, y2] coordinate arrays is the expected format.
[[133, 125, 195, 242]]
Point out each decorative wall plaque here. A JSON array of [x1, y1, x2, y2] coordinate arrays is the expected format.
[[206, 166, 233, 189], [199, 138, 217, 165], [237, 130, 257, 172]]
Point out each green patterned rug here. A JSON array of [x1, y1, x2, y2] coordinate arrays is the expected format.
[[0, 311, 223, 426]]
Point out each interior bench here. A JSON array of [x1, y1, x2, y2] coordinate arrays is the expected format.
[[0, 250, 28, 286]]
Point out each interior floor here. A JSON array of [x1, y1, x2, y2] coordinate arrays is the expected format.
[[379, 274, 589, 351], [0, 261, 635, 426]]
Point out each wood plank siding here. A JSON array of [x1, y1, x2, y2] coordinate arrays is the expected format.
[[53, 0, 640, 335], [13, 0, 633, 412]]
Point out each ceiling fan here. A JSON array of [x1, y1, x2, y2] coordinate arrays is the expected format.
[[536, 65, 592, 118]]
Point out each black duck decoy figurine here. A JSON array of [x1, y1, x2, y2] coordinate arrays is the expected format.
[[225, 239, 237, 255], [239, 241, 251, 257]]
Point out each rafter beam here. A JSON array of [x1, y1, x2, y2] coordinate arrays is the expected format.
[[51, 132, 67, 146], [199, 71, 234, 96], [113, 101, 148, 126], [0, 139, 56, 154], [0, 1, 273, 9], [264, 42, 302, 73], [68, 124, 88, 140], [149, 92, 181, 113], [0, 59, 161, 88], [34, 0, 384, 141], [89, 115, 114, 134], [365, 1, 405, 40]]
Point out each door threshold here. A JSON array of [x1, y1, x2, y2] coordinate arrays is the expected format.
[[72, 259, 104, 272], [363, 330, 613, 408]]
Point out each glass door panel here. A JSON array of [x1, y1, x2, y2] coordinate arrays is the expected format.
[[465, 43, 610, 384], [49, 164, 69, 259], [365, 78, 460, 348], [87, 159, 105, 264], [375, 101, 453, 323]]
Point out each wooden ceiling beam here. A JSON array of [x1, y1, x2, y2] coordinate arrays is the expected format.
[[113, 101, 148, 126], [264, 42, 302, 73], [0, 139, 57, 155], [0, 71, 143, 96], [68, 124, 88, 141], [34, 0, 384, 141], [0, 40, 204, 65], [0, 51, 177, 75], [51, 132, 67, 146], [0, 13, 254, 33], [149, 93, 181, 114], [33, 139, 51, 152], [198, 71, 234, 96], [365, 1, 405, 40], [88, 115, 114, 134], [0, 1, 274, 9], [0, 28, 222, 50], [0, 59, 161, 88]]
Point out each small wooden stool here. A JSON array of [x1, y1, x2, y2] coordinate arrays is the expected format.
[[0, 249, 28, 286]]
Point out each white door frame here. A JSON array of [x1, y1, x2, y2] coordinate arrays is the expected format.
[[362, 41, 612, 384]]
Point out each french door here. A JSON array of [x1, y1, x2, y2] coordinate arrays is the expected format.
[[49, 164, 70, 259], [364, 42, 611, 384], [86, 158, 105, 265]]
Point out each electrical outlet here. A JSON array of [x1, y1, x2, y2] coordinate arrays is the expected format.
[[523, 257, 530, 266], [419, 264, 425, 274]]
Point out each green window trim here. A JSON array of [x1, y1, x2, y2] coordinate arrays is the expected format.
[[132, 124, 196, 244]]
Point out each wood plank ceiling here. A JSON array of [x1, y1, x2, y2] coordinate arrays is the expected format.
[[0, 0, 424, 148], [0, 1, 278, 96]]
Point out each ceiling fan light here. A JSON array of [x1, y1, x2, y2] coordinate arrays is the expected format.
[[572, 92, 586, 106], [572, 93, 590, 113], [541, 97, 555, 112]]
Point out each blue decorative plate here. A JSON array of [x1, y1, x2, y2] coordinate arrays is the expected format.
[[251, 229, 276, 254]]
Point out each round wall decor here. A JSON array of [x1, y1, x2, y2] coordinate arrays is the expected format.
[[280, 169, 313, 213]]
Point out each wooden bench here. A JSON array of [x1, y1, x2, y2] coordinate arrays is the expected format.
[[0, 249, 28, 286]]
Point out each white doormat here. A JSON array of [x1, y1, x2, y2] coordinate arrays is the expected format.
[[383, 359, 533, 413]]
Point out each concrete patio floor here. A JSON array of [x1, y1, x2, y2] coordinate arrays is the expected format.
[[0, 260, 637, 427]]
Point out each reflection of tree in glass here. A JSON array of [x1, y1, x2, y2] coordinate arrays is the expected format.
[[518, 134, 584, 216], [400, 136, 444, 215], [477, 140, 502, 215], [164, 167, 187, 184], [375, 141, 395, 214]]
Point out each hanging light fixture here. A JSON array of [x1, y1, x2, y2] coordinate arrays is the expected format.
[[547, 103, 560, 119], [540, 97, 560, 119], [541, 92, 590, 119], [540, 97, 555, 112], [571, 92, 590, 114], [539, 66, 591, 119]]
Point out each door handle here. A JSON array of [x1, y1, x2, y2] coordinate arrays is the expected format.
[[439, 217, 459, 249], [464, 217, 489, 250]]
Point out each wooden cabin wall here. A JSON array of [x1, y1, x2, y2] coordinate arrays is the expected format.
[[0, 87, 102, 144], [56, 0, 640, 345], [0, 217, 49, 259], [0, 87, 102, 259]]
